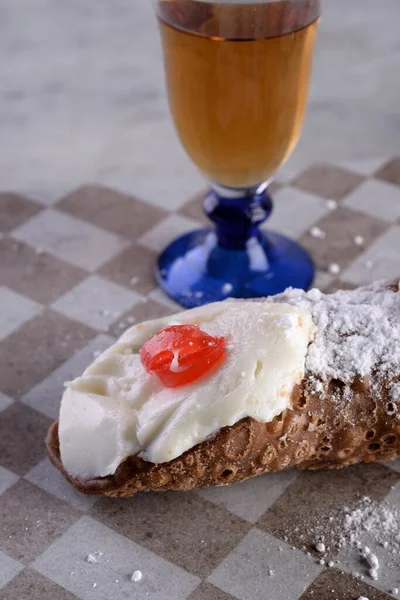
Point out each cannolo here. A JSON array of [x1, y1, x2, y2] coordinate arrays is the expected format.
[[46, 279, 400, 497]]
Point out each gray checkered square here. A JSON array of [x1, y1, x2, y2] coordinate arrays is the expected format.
[[2, 569, 81, 600]]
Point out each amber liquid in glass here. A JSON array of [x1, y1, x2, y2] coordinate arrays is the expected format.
[[158, 1, 319, 189]]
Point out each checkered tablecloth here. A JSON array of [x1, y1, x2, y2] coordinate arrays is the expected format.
[[1, 159, 400, 600]]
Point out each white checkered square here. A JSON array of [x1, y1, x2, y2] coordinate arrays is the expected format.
[[342, 226, 400, 285], [0, 466, 19, 496], [343, 179, 400, 221], [266, 188, 329, 238], [196, 471, 297, 524], [208, 528, 323, 600], [12, 209, 129, 272], [51, 276, 142, 331], [33, 516, 200, 600], [0, 287, 41, 342], [22, 334, 115, 419], [25, 459, 97, 512], [138, 214, 202, 252], [0, 551, 24, 588]]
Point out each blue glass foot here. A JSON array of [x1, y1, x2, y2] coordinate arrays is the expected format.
[[156, 187, 315, 308]]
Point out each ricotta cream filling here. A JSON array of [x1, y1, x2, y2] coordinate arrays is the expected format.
[[59, 300, 313, 480]]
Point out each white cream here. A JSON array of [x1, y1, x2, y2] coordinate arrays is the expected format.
[[59, 300, 313, 480]]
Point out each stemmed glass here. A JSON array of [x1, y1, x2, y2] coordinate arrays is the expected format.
[[152, 0, 321, 308]]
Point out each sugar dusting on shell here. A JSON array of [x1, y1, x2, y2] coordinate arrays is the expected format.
[[275, 280, 400, 386]]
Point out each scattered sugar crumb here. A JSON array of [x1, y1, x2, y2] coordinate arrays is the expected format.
[[268, 568, 275, 577], [86, 551, 103, 564], [354, 235, 364, 246], [130, 276, 140, 286], [392, 588, 399, 595], [131, 570, 142, 583], [86, 554, 98, 564], [318, 559, 325, 565], [357, 597, 369, 600], [115, 580, 119, 584], [310, 226, 326, 239], [222, 283, 233, 294], [326, 199, 338, 210], [328, 263, 341, 275], [328, 561, 334, 567], [126, 316, 136, 324], [365, 260, 374, 268], [360, 546, 379, 570], [92, 583, 97, 588], [369, 568, 378, 580], [315, 542, 326, 553]]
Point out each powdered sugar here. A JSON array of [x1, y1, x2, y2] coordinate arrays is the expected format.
[[276, 280, 400, 384], [276, 313, 300, 339], [343, 496, 400, 553], [390, 381, 400, 402], [304, 495, 400, 584]]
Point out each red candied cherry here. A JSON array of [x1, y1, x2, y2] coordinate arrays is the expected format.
[[140, 324, 226, 388]]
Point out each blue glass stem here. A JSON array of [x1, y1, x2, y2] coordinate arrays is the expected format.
[[203, 185, 272, 250], [156, 185, 315, 308]]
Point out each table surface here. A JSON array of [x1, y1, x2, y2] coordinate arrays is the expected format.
[[1, 159, 400, 600]]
